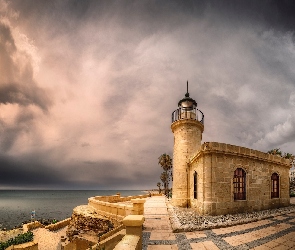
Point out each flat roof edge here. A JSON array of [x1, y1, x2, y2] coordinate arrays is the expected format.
[[190, 142, 291, 167]]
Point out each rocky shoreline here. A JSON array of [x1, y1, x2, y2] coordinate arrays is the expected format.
[[167, 201, 295, 232]]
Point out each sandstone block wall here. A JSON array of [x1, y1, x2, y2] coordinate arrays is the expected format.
[[92, 229, 125, 250], [171, 119, 204, 207], [6, 241, 38, 250], [88, 197, 146, 222], [91, 194, 149, 203], [23, 221, 43, 232], [190, 142, 291, 215], [113, 215, 144, 250], [45, 218, 71, 231], [188, 154, 205, 212]]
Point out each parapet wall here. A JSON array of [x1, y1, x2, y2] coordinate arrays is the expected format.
[[23, 221, 43, 232], [23, 218, 71, 232], [88, 194, 148, 222], [192, 142, 290, 166], [45, 218, 71, 231], [6, 241, 38, 250], [90, 193, 150, 203]]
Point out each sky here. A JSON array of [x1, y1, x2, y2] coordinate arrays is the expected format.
[[0, 0, 295, 190]]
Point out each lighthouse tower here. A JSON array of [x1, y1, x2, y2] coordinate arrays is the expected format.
[[171, 82, 204, 207]]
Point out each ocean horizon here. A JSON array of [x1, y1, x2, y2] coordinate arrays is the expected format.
[[0, 190, 145, 230]]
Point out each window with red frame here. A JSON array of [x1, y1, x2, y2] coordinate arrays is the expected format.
[[233, 168, 246, 200], [271, 173, 279, 198], [193, 171, 197, 199]]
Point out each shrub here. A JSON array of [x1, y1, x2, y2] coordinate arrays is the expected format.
[[0, 231, 33, 250]]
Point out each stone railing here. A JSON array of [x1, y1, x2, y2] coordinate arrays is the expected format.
[[23, 221, 43, 232], [62, 193, 151, 249], [114, 215, 144, 250], [99, 224, 125, 242], [23, 218, 71, 232], [88, 215, 145, 250], [61, 225, 126, 250], [90, 193, 150, 203], [6, 241, 38, 250], [88, 194, 147, 221], [45, 218, 71, 231]]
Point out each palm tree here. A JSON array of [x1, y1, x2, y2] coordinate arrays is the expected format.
[[160, 172, 168, 194], [158, 153, 173, 196], [157, 182, 161, 194]]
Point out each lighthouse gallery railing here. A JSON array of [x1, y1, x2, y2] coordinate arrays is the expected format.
[[171, 107, 204, 124]]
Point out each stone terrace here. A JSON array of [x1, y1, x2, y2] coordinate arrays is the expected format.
[[143, 196, 295, 250]]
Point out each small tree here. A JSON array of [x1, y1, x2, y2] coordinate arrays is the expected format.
[[158, 153, 173, 196], [157, 182, 161, 194], [267, 149, 295, 195], [283, 152, 295, 165], [267, 148, 282, 156], [267, 148, 294, 165]]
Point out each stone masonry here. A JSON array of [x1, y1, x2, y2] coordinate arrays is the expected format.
[[171, 118, 203, 207], [171, 87, 291, 215], [189, 142, 290, 215]]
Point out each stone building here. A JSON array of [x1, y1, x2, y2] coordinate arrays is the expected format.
[[171, 84, 291, 215]]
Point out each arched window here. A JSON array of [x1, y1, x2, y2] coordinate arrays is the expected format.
[[271, 173, 279, 198], [194, 171, 197, 199], [233, 168, 246, 200]]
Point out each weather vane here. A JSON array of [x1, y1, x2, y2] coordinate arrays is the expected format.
[[186, 81, 189, 97]]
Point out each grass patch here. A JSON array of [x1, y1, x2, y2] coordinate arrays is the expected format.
[[0, 231, 33, 250]]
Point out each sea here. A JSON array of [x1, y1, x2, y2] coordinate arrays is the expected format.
[[0, 190, 144, 230]]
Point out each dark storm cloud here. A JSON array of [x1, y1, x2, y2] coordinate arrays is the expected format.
[[0, 153, 141, 189], [9, 0, 295, 36], [0, 21, 52, 111], [0, 154, 66, 187], [0, 107, 37, 151], [0, 20, 16, 54], [0, 83, 51, 111], [71, 159, 157, 189], [0, 20, 53, 152]]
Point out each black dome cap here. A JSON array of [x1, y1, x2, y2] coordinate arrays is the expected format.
[[178, 81, 197, 107]]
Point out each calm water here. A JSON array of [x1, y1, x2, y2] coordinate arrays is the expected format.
[[0, 190, 144, 229]]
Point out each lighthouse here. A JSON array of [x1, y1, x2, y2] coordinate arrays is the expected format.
[[171, 82, 204, 207]]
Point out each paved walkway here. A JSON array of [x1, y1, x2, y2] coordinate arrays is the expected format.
[[143, 196, 295, 250]]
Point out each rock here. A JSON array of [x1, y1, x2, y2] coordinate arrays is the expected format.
[[66, 205, 114, 241]]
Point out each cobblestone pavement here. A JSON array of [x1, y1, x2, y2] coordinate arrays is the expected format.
[[143, 196, 295, 250]]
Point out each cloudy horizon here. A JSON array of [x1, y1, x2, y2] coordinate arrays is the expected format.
[[1, 0, 295, 190]]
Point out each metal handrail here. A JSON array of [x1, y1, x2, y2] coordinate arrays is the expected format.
[[171, 107, 204, 124]]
